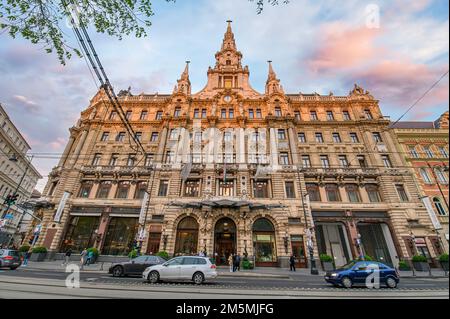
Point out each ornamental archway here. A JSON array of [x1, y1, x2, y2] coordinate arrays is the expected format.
[[174, 216, 199, 256], [214, 217, 237, 265], [252, 218, 277, 267]]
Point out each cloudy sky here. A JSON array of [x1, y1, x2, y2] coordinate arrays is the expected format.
[[0, 0, 448, 192]]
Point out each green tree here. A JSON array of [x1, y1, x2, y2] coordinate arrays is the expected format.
[[0, 0, 288, 65]]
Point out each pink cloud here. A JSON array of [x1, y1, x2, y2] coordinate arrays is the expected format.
[[49, 137, 67, 151], [307, 23, 383, 73]]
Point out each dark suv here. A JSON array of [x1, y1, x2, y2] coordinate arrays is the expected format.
[[0, 249, 22, 270]]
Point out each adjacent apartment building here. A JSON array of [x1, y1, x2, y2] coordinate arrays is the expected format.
[[391, 112, 449, 255], [0, 103, 41, 246], [36, 22, 441, 268]]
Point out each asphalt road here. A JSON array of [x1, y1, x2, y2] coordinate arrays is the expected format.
[[0, 267, 448, 291]]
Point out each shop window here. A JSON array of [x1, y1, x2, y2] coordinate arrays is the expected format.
[[175, 217, 199, 255], [61, 216, 100, 253], [102, 217, 139, 256], [253, 218, 277, 264]]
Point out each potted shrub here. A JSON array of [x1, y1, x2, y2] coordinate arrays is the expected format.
[[398, 260, 411, 271], [30, 246, 47, 262], [320, 254, 335, 271], [87, 248, 99, 264], [128, 249, 138, 260], [156, 251, 170, 260], [19, 245, 30, 259], [412, 255, 429, 272], [439, 253, 449, 272], [242, 258, 254, 270]]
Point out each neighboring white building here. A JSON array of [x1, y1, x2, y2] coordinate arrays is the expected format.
[[0, 103, 42, 246]]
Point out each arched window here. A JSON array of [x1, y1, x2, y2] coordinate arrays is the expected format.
[[366, 184, 382, 203], [434, 198, 448, 216], [325, 184, 341, 202], [306, 183, 321, 202], [420, 168, 432, 184], [174, 217, 199, 255], [253, 218, 277, 264], [116, 181, 131, 199], [345, 184, 361, 203]]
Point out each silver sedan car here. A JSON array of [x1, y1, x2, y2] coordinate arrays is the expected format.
[[143, 256, 218, 285]]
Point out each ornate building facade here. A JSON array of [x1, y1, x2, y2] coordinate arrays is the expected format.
[[38, 22, 440, 267], [391, 112, 449, 256]]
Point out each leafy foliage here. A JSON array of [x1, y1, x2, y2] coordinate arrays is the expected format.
[[412, 255, 428, 263], [19, 245, 31, 253], [319, 254, 333, 262], [87, 247, 99, 257], [32, 246, 48, 254], [0, 0, 174, 64], [439, 253, 449, 263], [398, 260, 410, 271], [128, 249, 138, 259], [248, 0, 290, 14], [156, 251, 169, 260], [242, 259, 254, 269]]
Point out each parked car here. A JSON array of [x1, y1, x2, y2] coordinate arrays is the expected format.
[[143, 256, 218, 285], [109, 255, 167, 277], [324, 261, 399, 289], [0, 249, 22, 270]]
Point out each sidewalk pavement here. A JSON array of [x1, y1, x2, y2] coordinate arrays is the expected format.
[[17, 261, 449, 279]]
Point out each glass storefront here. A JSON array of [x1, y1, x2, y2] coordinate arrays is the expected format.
[[358, 223, 393, 266], [252, 218, 277, 265], [61, 216, 100, 253], [174, 217, 199, 255], [214, 218, 237, 265], [102, 217, 139, 256]]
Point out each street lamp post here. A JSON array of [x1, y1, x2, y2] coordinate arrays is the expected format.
[[297, 167, 319, 275]]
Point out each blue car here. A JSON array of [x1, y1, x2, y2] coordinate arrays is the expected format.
[[324, 261, 400, 289]]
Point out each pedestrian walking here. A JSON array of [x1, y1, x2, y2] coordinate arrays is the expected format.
[[86, 249, 94, 266], [22, 247, 32, 266], [235, 254, 241, 271], [80, 248, 87, 268], [228, 254, 234, 272], [289, 255, 296, 272], [62, 248, 72, 265]]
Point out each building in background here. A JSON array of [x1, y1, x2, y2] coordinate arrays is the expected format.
[[37, 22, 439, 268], [0, 103, 42, 246], [391, 112, 449, 256]]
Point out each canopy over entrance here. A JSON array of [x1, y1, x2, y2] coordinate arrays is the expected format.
[[168, 199, 286, 210]]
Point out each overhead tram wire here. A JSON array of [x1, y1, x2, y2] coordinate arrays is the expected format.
[[64, 0, 146, 156]]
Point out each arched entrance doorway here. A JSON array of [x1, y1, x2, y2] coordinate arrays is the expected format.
[[174, 217, 199, 255], [214, 218, 237, 265], [253, 218, 277, 267]]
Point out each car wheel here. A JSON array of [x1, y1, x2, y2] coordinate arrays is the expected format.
[[341, 277, 353, 289], [148, 271, 160, 284], [386, 277, 398, 289], [192, 272, 205, 285], [112, 266, 124, 277]]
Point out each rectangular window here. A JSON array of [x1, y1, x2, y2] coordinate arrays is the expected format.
[[320, 155, 330, 168], [278, 129, 286, 140], [326, 111, 334, 121], [424, 146, 434, 158], [373, 132, 383, 143], [350, 133, 359, 143], [306, 184, 321, 202], [96, 181, 112, 199], [366, 185, 381, 202], [294, 111, 301, 121], [127, 154, 136, 167], [125, 111, 132, 120], [140, 111, 148, 120], [326, 184, 341, 202], [249, 109, 254, 119], [298, 133, 306, 143], [109, 111, 117, 120], [184, 180, 200, 197], [156, 111, 163, 120], [358, 155, 367, 168], [280, 152, 290, 165], [275, 107, 282, 117], [254, 180, 270, 198], [134, 132, 142, 142], [382, 155, 392, 168], [174, 107, 181, 118], [396, 185, 409, 202], [193, 109, 200, 118], [346, 185, 361, 203], [439, 147, 449, 158], [339, 155, 349, 168], [145, 154, 154, 167], [202, 109, 207, 118], [116, 182, 131, 199], [332, 133, 342, 143], [218, 180, 234, 197], [78, 182, 93, 198], [365, 110, 373, 120], [256, 109, 262, 118], [310, 111, 318, 121], [101, 132, 109, 142], [285, 181, 296, 199], [221, 109, 227, 119], [315, 133, 324, 143], [151, 132, 159, 142], [92, 154, 102, 166], [109, 154, 119, 166], [166, 151, 175, 163], [409, 146, 419, 158], [229, 109, 234, 119], [158, 180, 169, 197], [302, 155, 311, 168], [116, 132, 125, 142], [224, 132, 232, 143], [169, 129, 178, 140], [343, 111, 351, 121]]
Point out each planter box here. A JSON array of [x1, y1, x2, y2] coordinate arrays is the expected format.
[[440, 261, 449, 271], [413, 261, 429, 272], [322, 261, 335, 272], [30, 253, 47, 262]]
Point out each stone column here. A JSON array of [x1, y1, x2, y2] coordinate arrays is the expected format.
[[288, 127, 299, 165], [156, 127, 168, 163], [58, 135, 76, 168], [269, 128, 279, 168], [70, 129, 88, 167]]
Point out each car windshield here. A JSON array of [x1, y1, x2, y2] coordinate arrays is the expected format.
[[8, 251, 19, 257], [338, 261, 358, 270]]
